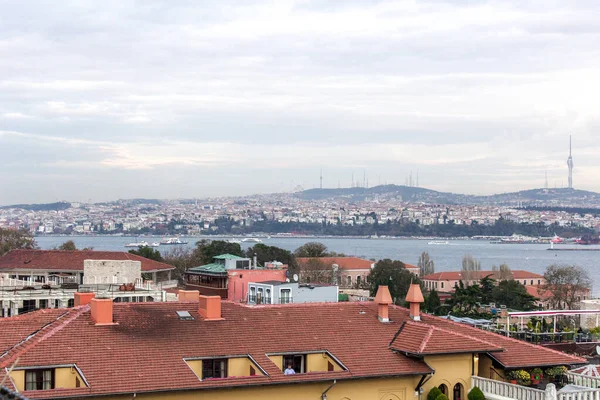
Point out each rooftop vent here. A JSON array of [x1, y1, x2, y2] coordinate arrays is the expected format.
[[176, 311, 194, 320]]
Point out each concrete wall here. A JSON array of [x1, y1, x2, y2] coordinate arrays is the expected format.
[[295, 284, 338, 303], [580, 300, 600, 329], [227, 269, 286, 302], [83, 260, 141, 285]]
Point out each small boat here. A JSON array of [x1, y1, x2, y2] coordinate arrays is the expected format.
[[551, 234, 564, 244], [150, 242, 160, 247], [428, 240, 449, 245], [227, 239, 242, 244], [160, 237, 188, 245], [241, 238, 262, 243], [125, 241, 150, 248]]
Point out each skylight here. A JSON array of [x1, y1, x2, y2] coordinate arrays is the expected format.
[[176, 311, 194, 320]]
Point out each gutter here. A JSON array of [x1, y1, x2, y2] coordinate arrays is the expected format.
[[321, 380, 336, 400]]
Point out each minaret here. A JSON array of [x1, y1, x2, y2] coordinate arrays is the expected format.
[[545, 170, 548, 189], [320, 169, 323, 189], [567, 135, 574, 189]]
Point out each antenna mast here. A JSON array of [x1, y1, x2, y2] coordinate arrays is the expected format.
[[567, 135, 574, 189]]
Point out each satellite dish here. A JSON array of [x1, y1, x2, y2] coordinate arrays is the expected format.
[[286, 278, 290, 282], [596, 345, 600, 356], [293, 274, 299, 282]]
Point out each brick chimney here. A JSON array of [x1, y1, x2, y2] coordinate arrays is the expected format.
[[90, 298, 116, 325], [374, 285, 393, 323], [178, 290, 200, 302], [405, 283, 424, 321], [74, 292, 95, 306], [198, 295, 224, 321]]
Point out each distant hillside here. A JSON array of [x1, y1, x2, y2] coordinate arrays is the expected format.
[[296, 185, 600, 207], [0, 201, 71, 211]]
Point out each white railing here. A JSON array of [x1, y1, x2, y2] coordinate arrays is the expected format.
[[566, 372, 600, 389], [472, 376, 545, 400], [558, 390, 600, 400]]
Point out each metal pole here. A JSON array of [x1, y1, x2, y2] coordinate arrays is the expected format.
[[507, 315, 510, 337], [553, 316, 556, 333]]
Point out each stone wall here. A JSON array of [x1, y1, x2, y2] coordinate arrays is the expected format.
[[83, 260, 141, 284], [579, 299, 600, 329]]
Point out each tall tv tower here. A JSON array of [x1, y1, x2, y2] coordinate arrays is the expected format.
[[567, 135, 574, 189]]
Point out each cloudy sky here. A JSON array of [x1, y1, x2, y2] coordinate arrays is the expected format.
[[1, 0, 599, 204]]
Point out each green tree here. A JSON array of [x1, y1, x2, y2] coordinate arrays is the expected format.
[[418, 252, 435, 277], [294, 242, 329, 258], [491, 280, 536, 311], [246, 244, 299, 276], [128, 246, 164, 262], [56, 240, 77, 251], [427, 387, 443, 400], [368, 259, 421, 304], [424, 289, 441, 315], [468, 386, 485, 400], [193, 239, 244, 264], [299, 258, 340, 285], [446, 280, 483, 314], [479, 275, 496, 304], [0, 228, 37, 256], [541, 264, 592, 310], [162, 247, 200, 283]]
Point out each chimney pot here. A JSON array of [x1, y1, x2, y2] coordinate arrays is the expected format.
[[199, 295, 224, 321], [74, 292, 95, 306], [405, 283, 424, 321], [178, 290, 200, 302], [374, 285, 393, 323], [90, 298, 116, 325]]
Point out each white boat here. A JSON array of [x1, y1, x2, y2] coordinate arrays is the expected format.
[[227, 239, 242, 244], [428, 240, 449, 245], [241, 237, 262, 243], [150, 242, 160, 247], [125, 241, 151, 248], [159, 237, 188, 245]]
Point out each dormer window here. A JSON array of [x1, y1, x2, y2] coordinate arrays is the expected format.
[[202, 359, 228, 379], [25, 369, 54, 390]]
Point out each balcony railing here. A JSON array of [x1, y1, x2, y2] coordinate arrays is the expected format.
[[248, 295, 272, 305], [472, 375, 600, 400], [566, 371, 600, 389], [279, 297, 293, 304], [472, 376, 545, 400]]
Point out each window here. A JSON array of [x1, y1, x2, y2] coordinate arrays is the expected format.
[[280, 289, 291, 304], [25, 369, 54, 390], [257, 288, 264, 304], [439, 384, 448, 395], [538, 279, 541, 285], [250, 366, 256, 376], [356, 276, 361, 285], [249, 286, 256, 303], [453, 383, 464, 400], [530, 280, 534, 285], [282, 354, 306, 373], [441, 282, 444, 289], [265, 289, 271, 304], [202, 359, 227, 379], [347, 276, 352, 286]]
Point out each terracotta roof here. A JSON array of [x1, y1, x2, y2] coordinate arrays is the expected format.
[[296, 257, 374, 270], [422, 270, 543, 281], [0, 250, 174, 272], [389, 321, 503, 355], [404, 263, 420, 271], [421, 314, 585, 369], [0, 301, 585, 398]]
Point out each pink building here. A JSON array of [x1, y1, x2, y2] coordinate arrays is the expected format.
[[184, 254, 287, 302]]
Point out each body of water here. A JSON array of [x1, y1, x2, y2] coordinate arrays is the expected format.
[[34, 236, 600, 295]]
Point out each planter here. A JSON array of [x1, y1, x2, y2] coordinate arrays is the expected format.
[[510, 380, 517, 384]]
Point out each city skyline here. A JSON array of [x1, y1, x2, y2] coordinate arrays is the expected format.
[[2, 1, 600, 204]]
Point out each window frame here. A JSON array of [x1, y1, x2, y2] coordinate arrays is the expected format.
[[25, 369, 55, 391], [202, 358, 228, 379], [282, 354, 306, 374]]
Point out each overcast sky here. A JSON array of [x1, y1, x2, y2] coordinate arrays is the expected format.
[[1, 0, 599, 204]]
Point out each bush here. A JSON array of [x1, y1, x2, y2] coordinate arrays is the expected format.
[[435, 394, 449, 400], [468, 387, 485, 400], [428, 387, 443, 400]]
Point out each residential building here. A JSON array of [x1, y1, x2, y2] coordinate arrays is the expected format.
[[296, 256, 375, 288], [0, 285, 585, 399], [0, 250, 175, 285], [422, 270, 546, 293], [183, 254, 287, 301], [247, 281, 338, 305]]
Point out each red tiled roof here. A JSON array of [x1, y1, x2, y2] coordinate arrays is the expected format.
[[0, 302, 584, 398], [390, 320, 503, 355], [423, 270, 543, 281], [296, 257, 373, 270], [0, 250, 174, 272], [422, 314, 585, 369], [403, 263, 420, 271]]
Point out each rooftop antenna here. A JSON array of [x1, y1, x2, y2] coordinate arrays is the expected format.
[[416, 171, 419, 188], [567, 135, 574, 189], [352, 172, 354, 188]]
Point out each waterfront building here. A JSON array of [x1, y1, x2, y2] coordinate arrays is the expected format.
[[0, 285, 585, 399], [247, 280, 338, 305], [422, 270, 546, 293], [183, 254, 287, 301]]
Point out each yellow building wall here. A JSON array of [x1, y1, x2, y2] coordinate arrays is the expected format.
[[100, 376, 421, 400], [478, 354, 505, 380], [9, 370, 24, 392], [55, 367, 85, 389], [307, 353, 344, 372], [185, 358, 264, 380], [9, 367, 85, 392], [268, 355, 283, 371], [422, 353, 473, 400]]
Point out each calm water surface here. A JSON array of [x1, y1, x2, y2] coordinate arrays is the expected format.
[[35, 236, 600, 295]]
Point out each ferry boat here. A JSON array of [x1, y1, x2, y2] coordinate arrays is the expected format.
[[428, 240, 449, 245], [241, 237, 262, 243], [551, 234, 564, 244], [124, 241, 151, 248], [159, 237, 188, 245]]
